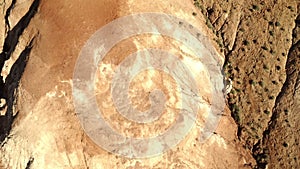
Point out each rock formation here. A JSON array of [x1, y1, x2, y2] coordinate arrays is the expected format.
[[0, 0, 299, 168]]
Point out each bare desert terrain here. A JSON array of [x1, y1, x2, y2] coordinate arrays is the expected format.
[[0, 0, 299, 168]]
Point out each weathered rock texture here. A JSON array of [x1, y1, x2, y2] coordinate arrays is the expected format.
[[0, 0, 39, 143], [194, 0, 299, 168], [0, 0, 299, 169]]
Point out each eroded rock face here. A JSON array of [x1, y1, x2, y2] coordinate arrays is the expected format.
[[0, 0, 39, 145], [2, 0, 298, 169], [195, 0, 299, 168], [262, 38, 300, 168]]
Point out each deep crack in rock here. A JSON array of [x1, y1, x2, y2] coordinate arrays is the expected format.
[[0, 0, 40, 143]]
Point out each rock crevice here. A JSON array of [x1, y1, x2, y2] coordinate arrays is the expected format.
[[0, 0, 40, 142]]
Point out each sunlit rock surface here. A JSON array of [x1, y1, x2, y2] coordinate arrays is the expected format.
[[0, 0, 257, 168]]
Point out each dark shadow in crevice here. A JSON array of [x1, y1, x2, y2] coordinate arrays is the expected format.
[[0, 0, 40, 143], [0, 38, 35, 142]]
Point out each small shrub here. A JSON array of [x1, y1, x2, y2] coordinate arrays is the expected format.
[[275, 21, 281, 27], [287, 6, 294, 11], [249, 80, 256, 85], [231, 104, 241, 123], [261, 46, 268, 50], [253, 5, 260, 10], [232, 112, 240, 123], [243, 40, 250, 46], [284, 109, 289, 115], [270, 49, 276, 55], [206, 18, 214, 29], [216, 39, 223, 48], [276, 66, 281, 70], [233, 104, 239, 112], [264, 110, 270, 115]]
